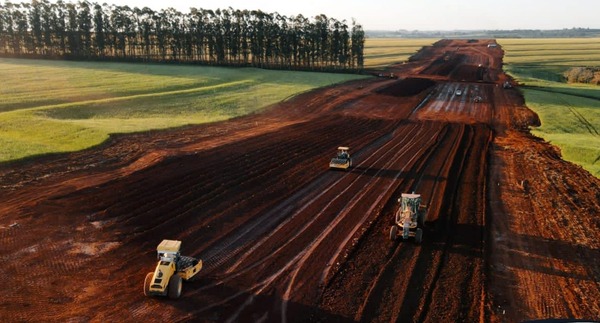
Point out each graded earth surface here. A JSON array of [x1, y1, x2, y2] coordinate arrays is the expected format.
[[1, 39, 598, 322]]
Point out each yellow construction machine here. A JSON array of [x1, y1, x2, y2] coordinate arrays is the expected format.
[[329, 146, 352, 170], [389, 193, 427, 243], [144, 239, 202, 299]]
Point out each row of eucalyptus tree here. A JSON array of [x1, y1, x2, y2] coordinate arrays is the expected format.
[[0, 0, 365, 70]]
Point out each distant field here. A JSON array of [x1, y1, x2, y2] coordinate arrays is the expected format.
[[364, 38, 434, 68], [500, 38, 600, 66], [0, 39, 431, 163], [499, 38, 600, 176], [0, 58, 366, 162]]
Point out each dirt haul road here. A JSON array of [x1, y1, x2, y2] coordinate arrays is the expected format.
[[0, 39, 598, 322]]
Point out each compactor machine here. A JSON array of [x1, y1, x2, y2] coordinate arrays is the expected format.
[[144, 239, 202, 299], [329, 146, 352, 170], [389, 193, 427, 243]]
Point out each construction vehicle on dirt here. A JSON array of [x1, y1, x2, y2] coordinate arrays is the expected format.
[[144, 239, 202, 299], [329, 146, 352, 170], [389, 193, 427, 243]]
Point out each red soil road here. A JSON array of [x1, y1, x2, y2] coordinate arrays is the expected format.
[[0, 39, 598, 322]]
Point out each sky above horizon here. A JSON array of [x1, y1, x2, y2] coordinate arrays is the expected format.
[[93, 0, 600, 31]]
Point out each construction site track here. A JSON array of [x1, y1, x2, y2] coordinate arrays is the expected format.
[[0, 39, 598, 322]]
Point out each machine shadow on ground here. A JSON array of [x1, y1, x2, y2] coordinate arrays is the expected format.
[[162, 277, 356, 322]]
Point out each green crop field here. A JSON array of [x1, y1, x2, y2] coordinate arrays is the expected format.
[[0, 58, 367, 163], [499, 38, 600, 176], [364, 38, 434, 68]]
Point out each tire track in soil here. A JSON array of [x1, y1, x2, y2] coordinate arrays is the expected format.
[[418, 126, 491, 323], [219, 123, 425, 276], [196, 122, 436, 322], [402, 126, 482, 323], [352, 123, 460, 322], [185, 117, 396, 270], [279, 124, 444, 321], [75, 116, 388, 236], [354, 124, 473, 323], [185, 112, 428, 322]]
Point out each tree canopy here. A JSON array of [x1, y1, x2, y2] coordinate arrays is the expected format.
[[0, 0, 365, 71]]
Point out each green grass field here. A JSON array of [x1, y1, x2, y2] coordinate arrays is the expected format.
[[0, 58, 366, 162], [499, 38, 600, 176]]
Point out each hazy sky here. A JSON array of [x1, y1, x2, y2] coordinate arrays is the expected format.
[[103, 0, 600, 31]]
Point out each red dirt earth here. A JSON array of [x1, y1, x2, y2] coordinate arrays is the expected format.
[[1, 39, 598, 322]]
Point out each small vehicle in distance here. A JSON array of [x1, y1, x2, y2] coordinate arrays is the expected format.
[[329, 146, 352, 170]]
